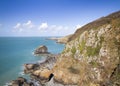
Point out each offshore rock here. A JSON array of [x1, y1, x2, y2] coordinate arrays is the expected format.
[[34, 45, 50, 55]]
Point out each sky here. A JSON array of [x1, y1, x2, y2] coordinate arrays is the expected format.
[[0, 0, 120, 37]]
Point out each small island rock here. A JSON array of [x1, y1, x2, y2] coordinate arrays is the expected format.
[[34, 45, 50, 55]]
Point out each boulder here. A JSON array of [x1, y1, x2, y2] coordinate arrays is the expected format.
[[11, 80, 19, 86], [10, 77, 34, 86], [17, 77, 27, 84], [11, 77, 27, 86], [34, 45, 50, 55], [24, 63, 39, 74], [33, 68, 52, 79]]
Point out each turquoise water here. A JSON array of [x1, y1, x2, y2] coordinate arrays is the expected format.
[[0, 37, 64, 86]]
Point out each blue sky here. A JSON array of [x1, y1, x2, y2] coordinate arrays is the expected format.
[[0, 0, 120, 36]]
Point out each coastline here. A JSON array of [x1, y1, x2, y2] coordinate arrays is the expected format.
[[0, 37, 64, 86], [8, 44, 66, 86], [46, 34, 72, 44]]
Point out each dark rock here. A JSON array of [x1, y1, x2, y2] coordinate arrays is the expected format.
[[11, 80, 19, 86], [11, 77, 26, 86], [24, 63, 39, 74], [17, 77, 27, 83], [23, 82, 34, 86], [10, 77, 35, 86], [23, 82, 30, 86], [34, 45, 50, 55]]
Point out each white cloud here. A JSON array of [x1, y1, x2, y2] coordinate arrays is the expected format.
[[13, 23, 23, 32], [39, 22, 48, 29], [38, 23, 71, 36], [23, 20, 34, 29], [12, 21, 77, 36], [14, 23, 21, 29], [13, 20, 35, 32]]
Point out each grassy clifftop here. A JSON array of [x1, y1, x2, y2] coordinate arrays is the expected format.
[[69, 10, 120, 42]]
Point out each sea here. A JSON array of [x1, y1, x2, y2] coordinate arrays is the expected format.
[[0, 37, 64, 86]]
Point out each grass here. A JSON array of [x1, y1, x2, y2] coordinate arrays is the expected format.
[[89, 61, 99, 67], [100, 36, 104, 44], [79, 40, 86, 53], [71, 46, 76, 56], [111, 18, 120, 28], [86, 45, 101, 57], [68, 66, 80, 74]]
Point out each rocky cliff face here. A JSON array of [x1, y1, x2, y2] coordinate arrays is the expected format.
[[53, 11, 120, 86]]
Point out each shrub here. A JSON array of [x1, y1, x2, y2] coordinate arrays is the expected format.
[[86, 45, 101, 57], [68, 66, 79, 74], [79, 40, 86, 53], [71, 47, 76, 56]]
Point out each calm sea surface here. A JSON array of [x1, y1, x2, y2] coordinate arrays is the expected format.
[[0, 37, 64, 86]]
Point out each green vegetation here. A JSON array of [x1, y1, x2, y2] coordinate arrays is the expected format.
[[71, 46, 76, 56], [112, 18, 120, 28], [79, 40, 86, 53], [100, 36, 104, 44], [89, 61, 99, 67], [86, 45, 101, 57], [85, 35, 104, 57], [95, 33, 98, 41], [62, 50, 65, 54], [62, 48, 70, 54], [68, 66, 80, 74]]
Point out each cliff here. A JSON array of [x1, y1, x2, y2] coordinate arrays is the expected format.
[[52, 11, 120, 86], [11, 11, 120, 86]]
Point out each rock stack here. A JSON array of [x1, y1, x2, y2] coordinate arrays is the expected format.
[[34, 45, 50, 55]]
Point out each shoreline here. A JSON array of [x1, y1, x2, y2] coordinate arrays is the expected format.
[[9, 54, 68, 86], [8, 44, 67, 86], [46, 34, 72, 44], [0, 38, 63, 86]]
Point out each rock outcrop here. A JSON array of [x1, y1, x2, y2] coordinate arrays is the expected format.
[[34, 45, 50, 55], [23, 55, 78, 86], [24, 55, 57, 85]]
